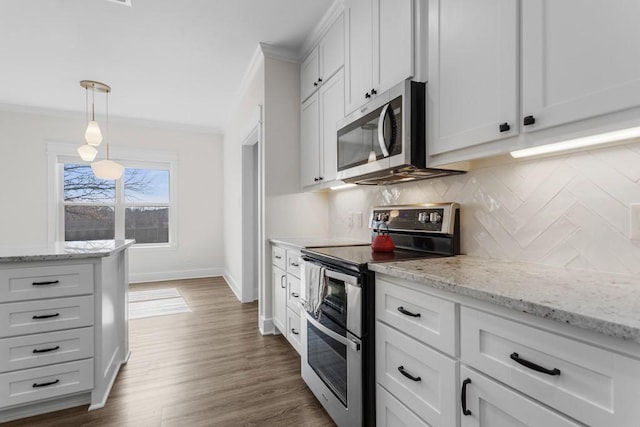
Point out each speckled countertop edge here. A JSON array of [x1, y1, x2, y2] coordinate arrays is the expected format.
[[0, 240, 135, 263], [368, 255, 640, 342]]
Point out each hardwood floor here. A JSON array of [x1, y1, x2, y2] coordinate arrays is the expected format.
[[6, 277, 335, 427]]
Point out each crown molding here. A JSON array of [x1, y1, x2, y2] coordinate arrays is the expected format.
[[298, 0, 345, 59], [0, 103, 223, 135], [259, 42, 299, 64]]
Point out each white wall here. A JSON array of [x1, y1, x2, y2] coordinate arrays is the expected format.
[[0, 109, 224, 282], [328, 141, 640, 275]]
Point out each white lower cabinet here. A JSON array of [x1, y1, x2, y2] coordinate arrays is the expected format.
[[375, 274, 640, 427], [459, 366, 579, 427], [271, 244, 303, 355], [286, 308, 302, 354], [272, 265, 287, 334]]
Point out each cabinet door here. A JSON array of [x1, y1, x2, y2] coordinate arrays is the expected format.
[[300, 92, 320, 188], [374, 0, 414, 95], [344, 0, 373, 114], [272, 266, 287, 333], [460, 366, 580, 427], [301, 46, 320, 103], [319, 70, 344, 183], [522, 0, 640, 132], [428, 0, 518, 156], [320, 13, 345, 83]]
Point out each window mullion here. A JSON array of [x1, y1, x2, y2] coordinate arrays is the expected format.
[[115, 174, 125, 240]]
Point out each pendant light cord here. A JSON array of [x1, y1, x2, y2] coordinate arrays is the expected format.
[[106, 90, 110, 160]]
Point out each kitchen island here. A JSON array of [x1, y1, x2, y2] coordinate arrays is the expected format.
[[0, 240, 133, 423]]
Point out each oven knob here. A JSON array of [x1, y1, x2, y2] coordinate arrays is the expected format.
[[418, 212, 428, 223], [382, 212, 390, 222], [429, 212, 442, 223]]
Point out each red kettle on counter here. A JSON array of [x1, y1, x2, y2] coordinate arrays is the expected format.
[[371, 222, 395, 252]]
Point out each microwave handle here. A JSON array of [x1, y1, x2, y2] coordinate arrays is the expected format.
[[377, 103, 391, 157]]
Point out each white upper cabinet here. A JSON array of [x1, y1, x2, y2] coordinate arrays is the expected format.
[[428, 0, 640, 165], [521, 0, 640, 132], [301, 70, 344, 188], [428, 0, 518, 157], [345, 0, 414, 115], [301, 13, 345, 103]]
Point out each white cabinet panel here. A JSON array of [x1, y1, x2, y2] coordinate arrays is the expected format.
[[271, 246, 286, 271], [376, 321, 457, 427], [376, 384, 430, 427], [460, 366, 580, 427], [301, 46, 320, 103], [522, 0, 640, 132], [272, 266, 287, 334], [286, 308, 302, 355], [0, 263, 94, 302], [320, 13, 344, 84], [319, 70, 344, 184], [428, 0, 518, 156], [286, 274, 300, 313], [344, 0, 373, 114], [286, 250, 301, 278], [461, 306, 640, 427], [301, 92, 321, 188]]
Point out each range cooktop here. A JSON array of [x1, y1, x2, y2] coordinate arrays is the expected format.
[[304, 245, 446, 268]]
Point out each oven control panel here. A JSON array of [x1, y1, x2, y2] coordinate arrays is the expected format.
[[369, 203, 459, 235]]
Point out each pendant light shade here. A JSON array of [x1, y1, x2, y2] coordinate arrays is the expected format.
[[77, 144, 98, 161], [85, 120, 103, 146], [91, 159, 124, 180], [368, 150, 377, 163]]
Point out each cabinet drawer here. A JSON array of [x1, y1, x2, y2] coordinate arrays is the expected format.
[[376, 384, 429, 427], [376, 321, 457, 427], [272, 246, 286, 270], [286, 308, 302, 355], [0, 264, 93, 302], [286, 250, 301, 278], [461, 307, 640, 427], [376, 277, 457, 356], [460, 366, 580, 427], [0, 296, 94, 338], [286, 274, 301, 312], [0, 358, 93, 408], [0, 327, 93, 373]]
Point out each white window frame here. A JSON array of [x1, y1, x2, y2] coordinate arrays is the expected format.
[[47, 142, 178, 250]]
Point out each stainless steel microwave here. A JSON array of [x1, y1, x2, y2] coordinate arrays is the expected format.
[[336, 80, 464, 185]]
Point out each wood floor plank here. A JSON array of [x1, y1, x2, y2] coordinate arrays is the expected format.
[[4, 278, 335, 427]]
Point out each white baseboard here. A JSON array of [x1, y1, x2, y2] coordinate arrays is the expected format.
[[129, 267, 224, 284], [223, 271, 242, 302], [259, 315, 275, 335]]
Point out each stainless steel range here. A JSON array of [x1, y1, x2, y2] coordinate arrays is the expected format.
[[300, 203, 460, 427]]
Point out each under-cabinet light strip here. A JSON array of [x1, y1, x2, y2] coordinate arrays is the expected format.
[[510, 126, 640, 158]]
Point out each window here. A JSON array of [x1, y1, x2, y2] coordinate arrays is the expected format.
[[49, 143, 177, 248]]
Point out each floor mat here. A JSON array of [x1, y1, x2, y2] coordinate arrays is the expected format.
[[129, 288, 191, 319], [129, 287, 181, 302]]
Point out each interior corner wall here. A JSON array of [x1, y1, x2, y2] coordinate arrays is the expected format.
[[222, 57, 265, 302], [0, 109, 224, 282]]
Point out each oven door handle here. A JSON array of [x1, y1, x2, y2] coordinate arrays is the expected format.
[[304, 312, 361, 352], [322, 268, 360, 287]]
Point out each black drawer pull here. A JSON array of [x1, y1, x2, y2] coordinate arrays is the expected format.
[[397, 365, 421, 382], [291, 292, 299, 298], [33, 345, 60, 354], [274, 255, 282, 259], [523, 115, 536, 126], [499, 122, 511, 132], [510, 352, 561, 376], [397, 306, 421, 318], [33, 379, 60, 388], [365, 92, 371, 99], [313, 81, 318, 87], [461, 378, 472, 416], [290, 262, 299, 267], [291, 328, 299, 335], [32, 313, 60, 320], [32, 280, 60, 286]]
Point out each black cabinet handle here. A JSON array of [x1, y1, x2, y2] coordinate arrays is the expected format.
[[365, 92, 371, 99], [313, 82, 318, 87], [499, 122, 511, 132], [280, 275, 286, 289], [33, 379, 60, 388], [33, 345, 60, 354], [523, 115, 536, 126], [314, 177, 319, 182], [510, 352, 561, 376], [291, 328, 299, 335], [274, 255, 282, 259], [32, 313, 60, 320], [397, 365, 421, 382], [461, 378, 472, 416], [318, 78, 323, 83], [32, 280, 60, 286], [371, 88, 377, 95], [291, 292, 299, 298], [290, 262, 299, 267], [318, 176, 323, 181], [397, 306, 421, 318]]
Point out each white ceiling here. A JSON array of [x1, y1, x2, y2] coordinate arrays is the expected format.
[[0, 0, 334, 132]]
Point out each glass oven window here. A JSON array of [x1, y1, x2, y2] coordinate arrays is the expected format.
[[318, 276, 347, 331], [307, 321, 347, 405]]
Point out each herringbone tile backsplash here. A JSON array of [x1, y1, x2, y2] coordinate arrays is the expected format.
[[328, 141, 640, 275]]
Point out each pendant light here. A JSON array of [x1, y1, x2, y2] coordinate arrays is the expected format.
[[78, 80, 124, 180]]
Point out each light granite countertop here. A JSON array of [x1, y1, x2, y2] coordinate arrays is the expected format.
[[368, 255, 640, 342], [270, 236, 370, 250], [0, 240, 135, 263]]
